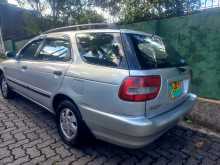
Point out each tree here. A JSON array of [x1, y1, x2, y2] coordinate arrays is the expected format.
[[16, 0, 202, 26], [16, 0, 105, 30], [16, 0, 47, 17], [93, 0, 201, 23], [92, 0, 122, 16], [77, 10, 105, 24]]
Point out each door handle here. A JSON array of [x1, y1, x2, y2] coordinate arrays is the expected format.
[[53, 70, 62, 76], [21, 65, 27, 70]]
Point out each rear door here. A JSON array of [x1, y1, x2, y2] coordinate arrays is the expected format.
[[124, 32, 191, 118], [73, 31, 145, 116]]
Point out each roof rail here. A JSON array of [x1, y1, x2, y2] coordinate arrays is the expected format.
[[43, 23, 118, 34]]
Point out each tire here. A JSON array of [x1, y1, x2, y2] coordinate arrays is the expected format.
[[56, 100, 88, 146], [0, 74, 14, 99]]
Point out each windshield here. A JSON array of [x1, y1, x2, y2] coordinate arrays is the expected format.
[[126, 33, 187, 69]]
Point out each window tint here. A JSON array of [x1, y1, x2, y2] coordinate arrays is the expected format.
[[19, 40, 42, 60], [39, 39, 71, 61], [76, 33, 124, 67], [127, 33, 187, 69]]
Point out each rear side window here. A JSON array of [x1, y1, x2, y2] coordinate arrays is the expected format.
[[76, 33, 124, 67], [127, 33, 187, 69], [39, 39, 71, 61]]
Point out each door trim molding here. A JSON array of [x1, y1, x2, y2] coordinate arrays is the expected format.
[[7, 77, 51, 98]]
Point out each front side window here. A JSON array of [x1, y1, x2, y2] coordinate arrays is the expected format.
[[19, 40, 42, 60], [127, 33, 187, 69], [76, 33, 124, 67], [39, 39, 71, 61]]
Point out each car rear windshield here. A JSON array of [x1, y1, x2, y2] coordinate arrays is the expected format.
[[126, 33, 187, 69]]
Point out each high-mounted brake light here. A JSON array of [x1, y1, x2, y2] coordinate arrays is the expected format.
[[118, 76, 161, 102]]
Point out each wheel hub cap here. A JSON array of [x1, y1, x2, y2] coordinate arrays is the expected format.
[[60, 108, 77, 140]]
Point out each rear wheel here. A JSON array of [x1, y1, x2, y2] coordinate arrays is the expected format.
[[56, 100, 88, 146], [0, 74, 14, 99]]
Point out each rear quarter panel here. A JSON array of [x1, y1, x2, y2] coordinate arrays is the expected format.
[[63, 63, 146, 117]]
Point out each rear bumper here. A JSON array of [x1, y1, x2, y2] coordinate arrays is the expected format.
[[82, 93, 197, 148]]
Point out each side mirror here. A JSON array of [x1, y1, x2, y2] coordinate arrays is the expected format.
[[6, 51, 16, 58]]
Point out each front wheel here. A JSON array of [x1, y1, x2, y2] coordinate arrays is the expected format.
[[0, 75, 14, 99]]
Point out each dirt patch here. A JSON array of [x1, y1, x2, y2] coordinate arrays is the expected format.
[[186, 97, 220, 133]]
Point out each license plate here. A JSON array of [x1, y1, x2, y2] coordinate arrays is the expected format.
[[168, 81, 182, 98]]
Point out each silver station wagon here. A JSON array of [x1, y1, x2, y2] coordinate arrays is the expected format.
[[0, 24, 197, 148]]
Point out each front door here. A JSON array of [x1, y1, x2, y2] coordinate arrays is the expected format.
[[20, 37, 72, 109], [5, 39, 43, 97]]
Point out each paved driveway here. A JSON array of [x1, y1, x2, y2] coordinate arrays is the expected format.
[[0, 95, 220, 165]]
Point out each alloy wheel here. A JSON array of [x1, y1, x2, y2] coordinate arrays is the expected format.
[[60, 108, 78, 140], [1, 77, 8, 97]]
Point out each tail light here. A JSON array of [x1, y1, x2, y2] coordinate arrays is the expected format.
[[118, 76, 161, 102]]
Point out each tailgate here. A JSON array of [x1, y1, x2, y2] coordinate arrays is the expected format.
[[130, 67, 191, 118]]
